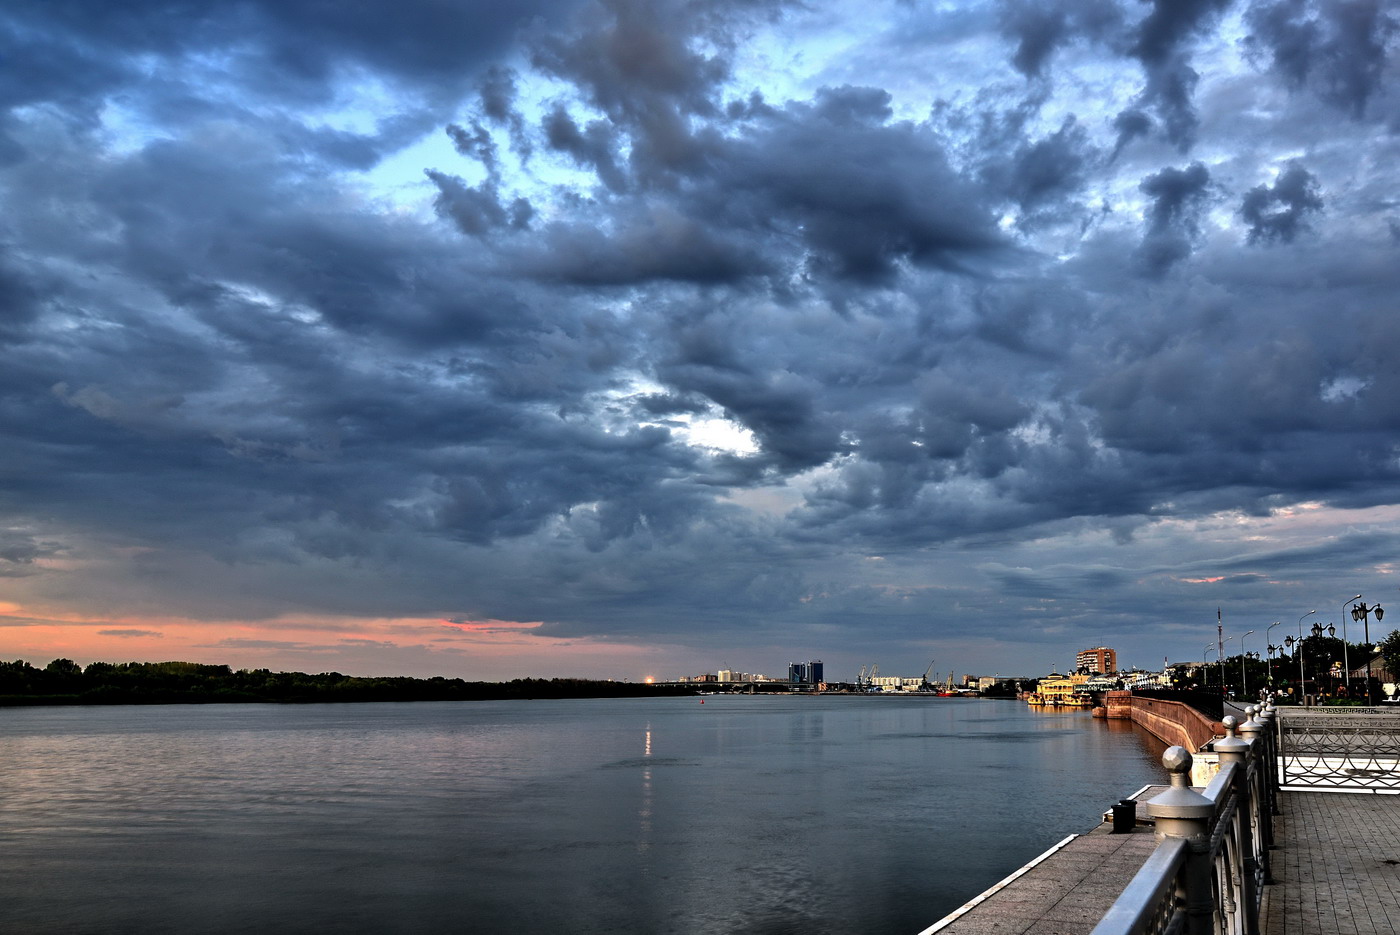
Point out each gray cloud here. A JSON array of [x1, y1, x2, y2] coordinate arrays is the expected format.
[[1135, 161, 1213, 275], [1245, 0, 1396, 117], [1, 0, 1399, 679], [1240, 162, 1324, 243], [997, 0, 1123, 77]]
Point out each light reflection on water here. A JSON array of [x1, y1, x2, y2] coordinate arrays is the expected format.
[[0, 697, 1166, 934]]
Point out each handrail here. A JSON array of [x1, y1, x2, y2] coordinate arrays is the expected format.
[[1089, 703, 1279, 935], [1089, 837, 1188, 935]]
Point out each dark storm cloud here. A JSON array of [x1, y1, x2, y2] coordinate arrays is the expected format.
[[975, 113, 1098, 228], [1111, 109, 1155, 158], [0, 0, 581, 182], [1133, 0, 1235, 67], [1240, 162, 1324, 243], [1245, 0, 1396, 116], [997, 0, 1123, 77], [1135, 162, 1213, 275], [542, 105, 628, 192], [0, 0, 572, 99], [519, 0, 1009, 287], [708, 89, 1007, 282], [503, 86, 1007, 287], [3, 0, 1400, 678]]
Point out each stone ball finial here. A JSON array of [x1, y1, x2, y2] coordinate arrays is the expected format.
[[1162, 745, 1193, 776], [1151, 745, 1214, 821], [1222, 714, 1238, 735], [1245, 705, 1257, 718]]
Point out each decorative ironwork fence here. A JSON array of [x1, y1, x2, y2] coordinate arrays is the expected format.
[[1276, 708, 1400, 792]]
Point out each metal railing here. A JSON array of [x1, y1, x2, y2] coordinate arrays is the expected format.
[[1091, 704, 1278, 935], [1277, 707, 1400, 791]]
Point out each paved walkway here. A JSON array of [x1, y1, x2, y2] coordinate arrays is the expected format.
[[922, 822, 1158, 935], [1262, 790, 1400, 935]]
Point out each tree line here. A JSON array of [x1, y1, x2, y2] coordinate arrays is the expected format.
[[0, 659, 696, 706]]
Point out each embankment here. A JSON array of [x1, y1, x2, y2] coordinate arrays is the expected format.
[[1103, 691, 1221, 751]]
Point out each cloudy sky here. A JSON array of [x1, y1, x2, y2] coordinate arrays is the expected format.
[[2, 0, 1398, 681]]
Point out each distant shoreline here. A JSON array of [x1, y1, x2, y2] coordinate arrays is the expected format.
[[0, 658, 699, 707]]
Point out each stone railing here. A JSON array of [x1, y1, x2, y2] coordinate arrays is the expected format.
[[1090, 704, 1278, 935]]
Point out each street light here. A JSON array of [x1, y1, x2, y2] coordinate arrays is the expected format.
[[1240, 629, 1255, 698], [1351, 600, 1385, 704], [1340, 594, 1361, 698], [1284, 611, 1316, 702], [1220, 635, 1234, 696], [1204, 644, 1217, 687], [1283, 634, 1301, 700], [1310, 619, 1336, 695], [1266, 620, 1282, 686]]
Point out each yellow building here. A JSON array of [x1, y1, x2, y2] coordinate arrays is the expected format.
[[1032, 673, 1092, 706]]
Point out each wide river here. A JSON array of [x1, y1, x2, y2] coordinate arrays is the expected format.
[[1, 695, 1167, 934]]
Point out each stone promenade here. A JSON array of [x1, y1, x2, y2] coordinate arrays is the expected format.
[[923, 786, 1400, 935], [1261, 790, 1400, 935], [919, 819, 1158, 935]]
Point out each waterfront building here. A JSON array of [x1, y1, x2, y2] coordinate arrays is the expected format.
[[1083, 674, 1119, 693], [788, 660, 824, 684], [870, 675, 927, 691], [1034, 672, 1091, 706], [1076, 646, 1117, 674]]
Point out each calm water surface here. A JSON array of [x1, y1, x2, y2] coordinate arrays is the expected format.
[[0, 696, 1166, 934]]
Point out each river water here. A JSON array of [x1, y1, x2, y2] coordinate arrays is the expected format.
[[0, 695, 1166, 934]]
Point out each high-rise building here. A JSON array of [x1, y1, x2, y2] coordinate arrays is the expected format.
[[1076, 647, 1117, 674], [788, 660, 824, 684]]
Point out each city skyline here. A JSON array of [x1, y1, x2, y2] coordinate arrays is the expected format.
[[2, 1, 1399, 680]]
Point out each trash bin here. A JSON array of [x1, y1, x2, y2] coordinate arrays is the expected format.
[[1111, 798, 1137, 833]]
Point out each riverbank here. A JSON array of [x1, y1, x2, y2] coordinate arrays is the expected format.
[[0, 659, 696, 705]]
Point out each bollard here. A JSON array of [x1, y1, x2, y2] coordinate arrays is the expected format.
[[1147, 747, 1215, 935], [1111, 798, 1137, 833]]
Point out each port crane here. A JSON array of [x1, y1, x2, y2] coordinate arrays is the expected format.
[[921, 659, 936, 690], [860, 663, 879, 691]]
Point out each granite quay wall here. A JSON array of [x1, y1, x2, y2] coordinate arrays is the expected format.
[[1104, 691, 1222, 752]]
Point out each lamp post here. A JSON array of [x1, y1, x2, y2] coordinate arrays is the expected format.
[[1284, 634, 1302, 701], [1220, 635, 1234, 697], [1239, 630, 1255, 698], [1266, 620, 1282, 686], [1286, 611, 1316, 702], [1351, 600, 1385, 704], [1311, 619, 1336, 695], [1204, 644, 1216, 687], [1340, 594, 1361, 698]]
